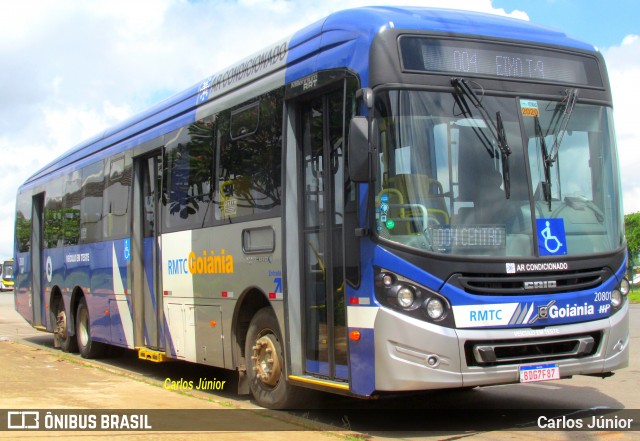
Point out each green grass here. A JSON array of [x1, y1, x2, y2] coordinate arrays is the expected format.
[[629, 287, 640, 304]]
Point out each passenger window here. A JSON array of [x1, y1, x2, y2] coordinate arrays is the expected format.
[[80, 161, 104, 243], [163, 115, 216, 231], [217, 89, 283, 221], [103, 155, 132, 239]]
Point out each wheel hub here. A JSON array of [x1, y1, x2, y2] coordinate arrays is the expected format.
[[251, 335, 281, 387], [55, 310, 67, 338]]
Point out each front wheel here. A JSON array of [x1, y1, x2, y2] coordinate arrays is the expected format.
[[245, 307, 300, 409], [76, 297, 105, 359]]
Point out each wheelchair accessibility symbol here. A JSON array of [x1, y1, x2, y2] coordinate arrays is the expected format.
[[536, 218, 567, 256], [123, 238, 131, 262]]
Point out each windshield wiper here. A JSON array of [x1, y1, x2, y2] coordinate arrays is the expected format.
[[546, 88, 578, 167], [534, 116, 553, 210], [451, 78, 512, 198], [535, 88, 579, 210]]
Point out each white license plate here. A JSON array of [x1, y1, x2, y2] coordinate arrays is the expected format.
[[519, 363, 560, 383]]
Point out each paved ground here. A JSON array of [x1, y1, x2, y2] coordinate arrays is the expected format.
[[0, 293, 343, 440], [0, 342, 351, 440]]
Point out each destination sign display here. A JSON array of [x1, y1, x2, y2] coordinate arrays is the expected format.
[[400, 37, 602, 87], [429, 225, 506, 249]]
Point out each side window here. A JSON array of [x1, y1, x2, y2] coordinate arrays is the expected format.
[[217, 88, 283, 220], [63, 170, 82, 246], [15, 192, 32, 253], [44, 177, 64, 249], [230, 101, 260, 139], [163, 115, 216, 231], [81, 161, 104, 243], [103, 155, 132, 239]]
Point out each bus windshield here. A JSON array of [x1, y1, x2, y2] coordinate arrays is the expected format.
[[374, 89, 623, 257], [3, 262, 13, 279]]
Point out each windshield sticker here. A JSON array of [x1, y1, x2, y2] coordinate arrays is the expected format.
[[506, 261, 569, 273], [520, 99, 539, 117], [385, 219, 396, 230], [536, 218, 567, 256]]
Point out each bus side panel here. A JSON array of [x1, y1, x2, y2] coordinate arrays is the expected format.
[[162, 230, 192, 360], [143, 236, 163, 347], [44, 247, 67, 329], [64, 243, 108, 343], [55, 239, 135, 348], [161, 219, 283, 367], [346, 239, 379, 396], [108, 239, 134, 348]]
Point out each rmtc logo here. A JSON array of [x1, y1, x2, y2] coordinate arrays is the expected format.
[[167, 258, 189, 275], [470, 309, 504, 321], [524, 280, 557, 290]]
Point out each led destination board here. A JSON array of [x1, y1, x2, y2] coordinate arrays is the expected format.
[[400, 37, 602, 87]]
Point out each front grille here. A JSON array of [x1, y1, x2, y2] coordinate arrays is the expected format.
[[455, 267, 607, 295], [465, 332, 601, 367]]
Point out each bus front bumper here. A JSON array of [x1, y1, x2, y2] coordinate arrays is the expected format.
[[373, 301, 629, 391]]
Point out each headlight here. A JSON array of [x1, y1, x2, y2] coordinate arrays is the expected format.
[[396, 286, 415, 308], [382, 273, 395, 287], [374, 267, 454, 327], [424, 298, 445, 320], [611, 289, 623, 308], [620, 278, 630, 296]]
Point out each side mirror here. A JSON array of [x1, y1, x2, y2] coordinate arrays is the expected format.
[[348, 116, 370, 183]]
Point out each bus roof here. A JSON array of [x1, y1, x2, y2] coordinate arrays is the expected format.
[[23, 6, 594, 187]]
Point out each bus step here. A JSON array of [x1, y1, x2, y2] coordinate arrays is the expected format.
[[288, 375, 350, 391], [137, 347, 169, 363]]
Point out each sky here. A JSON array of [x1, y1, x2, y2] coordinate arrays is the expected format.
[[0, 0, 638, 258]]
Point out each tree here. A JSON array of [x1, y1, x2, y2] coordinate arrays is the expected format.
[[624, 212, 640, 278]]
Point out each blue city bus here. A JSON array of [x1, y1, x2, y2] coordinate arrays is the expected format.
[[14, 6, 629, 409]]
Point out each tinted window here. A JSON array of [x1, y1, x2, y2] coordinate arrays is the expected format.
[[63, 170, 82, 246], [81, 161, 104, 243], [163, 115, 216, 231], [103, 155, 132, 239], [44, 177, 64, 249], [230, 101, 260, 139], [217, 88, 283, 220], [15, 192, 32, 253]]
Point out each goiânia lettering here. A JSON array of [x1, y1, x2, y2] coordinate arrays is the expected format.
[[167, 250, 234, 275]]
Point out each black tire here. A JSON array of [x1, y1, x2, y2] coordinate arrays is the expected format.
[[51, 297, 78, 353], [245, 307, 300, 409], [76, 297, 106, 359]]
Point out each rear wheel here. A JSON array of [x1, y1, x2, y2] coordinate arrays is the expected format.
[[245, 307, 300, 409], [76, 297, 105, 359]]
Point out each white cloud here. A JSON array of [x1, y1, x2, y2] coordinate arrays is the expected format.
[[601, 36, 640, 213]]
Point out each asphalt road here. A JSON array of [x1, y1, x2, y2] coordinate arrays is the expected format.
[[0, 292, 638, 440]]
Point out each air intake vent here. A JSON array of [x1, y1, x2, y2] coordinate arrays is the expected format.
[[455, 268, 607, 295], [465, 332, 601, 367]]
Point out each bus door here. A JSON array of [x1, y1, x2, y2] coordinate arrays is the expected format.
[[299, 85, 352, 381], [30, 193, 45, 327], [132, 152, 164, 350]]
